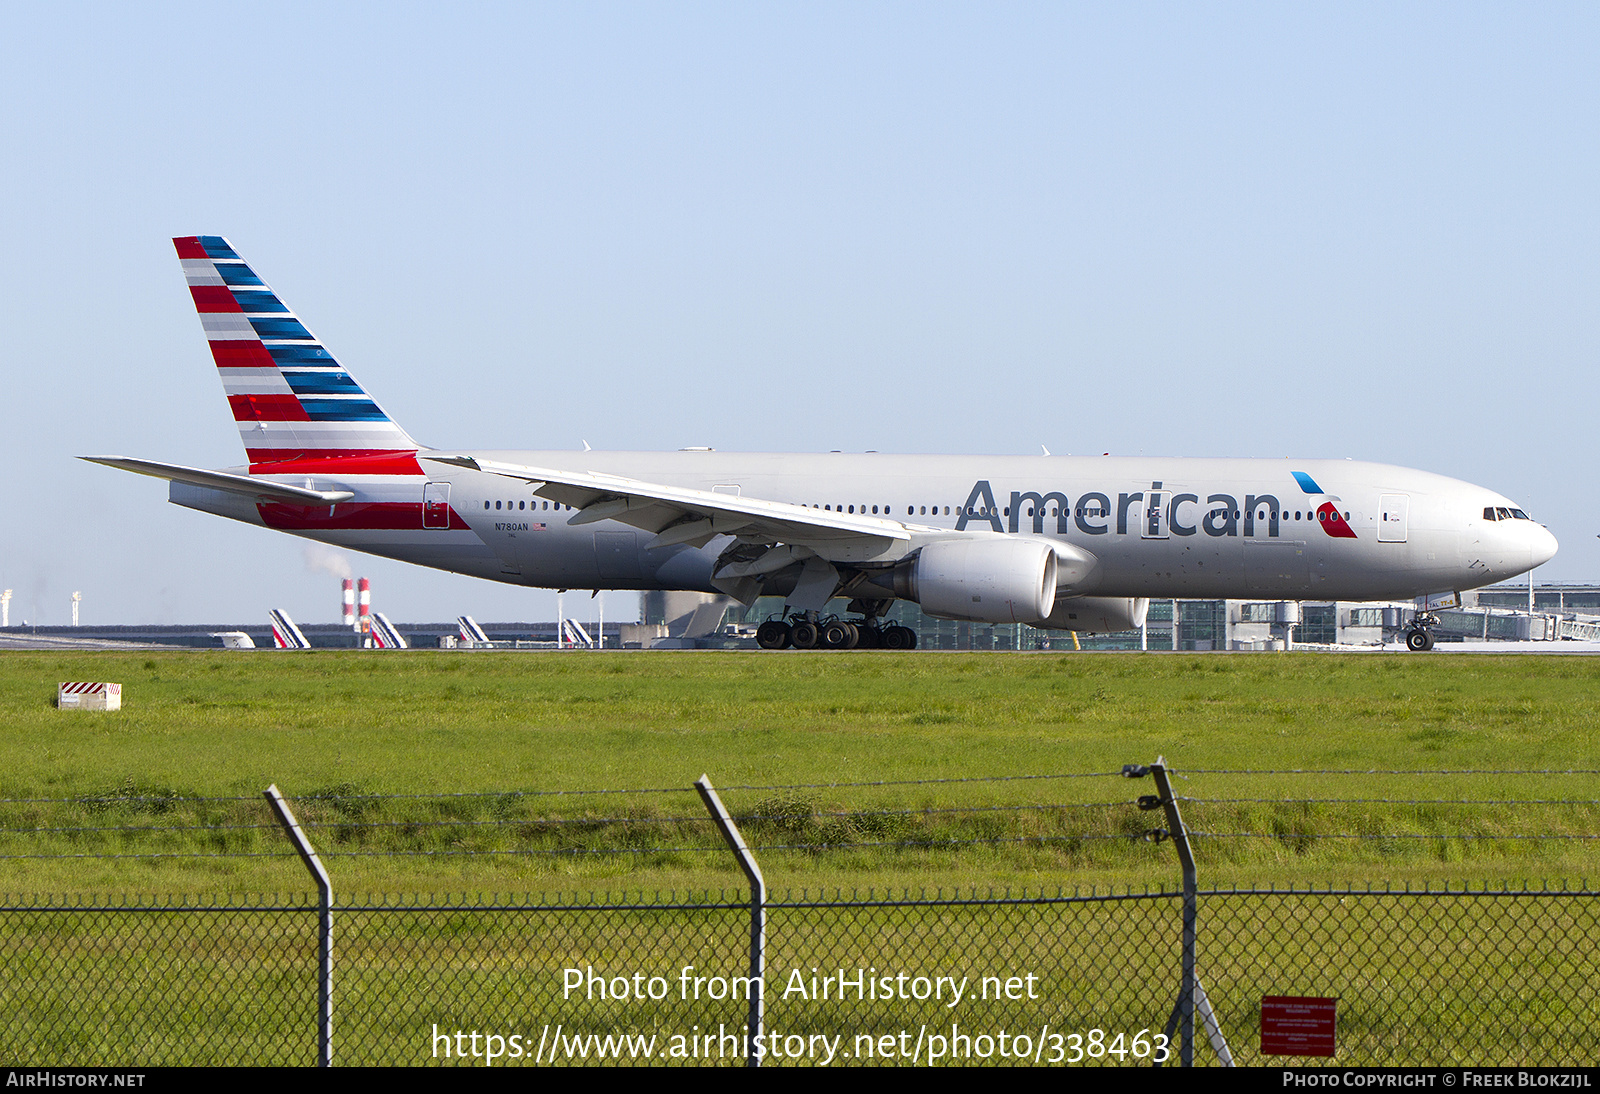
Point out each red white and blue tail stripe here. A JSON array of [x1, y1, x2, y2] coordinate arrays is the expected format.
[[173, 236, 421, 469]]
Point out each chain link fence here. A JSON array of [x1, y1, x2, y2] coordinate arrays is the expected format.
[[4, 884, 1597, 1065], [4, 764, 1599, 1066]]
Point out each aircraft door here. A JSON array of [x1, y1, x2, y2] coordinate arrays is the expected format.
[[423, 482, 451, 529], [1379, 494, 1409, 543]]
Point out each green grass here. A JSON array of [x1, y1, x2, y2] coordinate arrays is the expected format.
[[2, 649, 1598, 892], [6, 648, 1600, 1067]]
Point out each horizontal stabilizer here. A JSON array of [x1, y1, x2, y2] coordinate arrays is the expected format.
[[81, 457, 355, 504]]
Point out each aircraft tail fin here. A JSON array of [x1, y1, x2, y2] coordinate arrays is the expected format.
[[268, 609, 310, 650], [370, 612, 409, 649], [173, 236, 421, 468]]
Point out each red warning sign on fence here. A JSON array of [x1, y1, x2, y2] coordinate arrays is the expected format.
[[1261, 995, 1336, 1056]]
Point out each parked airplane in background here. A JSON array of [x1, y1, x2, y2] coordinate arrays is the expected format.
[[87, 237, 1557, 651]]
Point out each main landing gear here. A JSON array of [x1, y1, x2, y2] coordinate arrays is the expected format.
[[1403, 611, 1439, 652], [755, 601, 918, 651]]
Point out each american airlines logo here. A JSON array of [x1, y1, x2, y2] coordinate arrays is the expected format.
[[955, 478, 1356, 539]]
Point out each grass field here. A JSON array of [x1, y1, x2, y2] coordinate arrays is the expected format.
[[6, 648, 1600, 1067], [3, 648, 1597, 895]]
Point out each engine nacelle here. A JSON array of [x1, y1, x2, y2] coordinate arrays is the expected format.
[[1038, 596, 1150, 633], [894, 538, 1059, 624]]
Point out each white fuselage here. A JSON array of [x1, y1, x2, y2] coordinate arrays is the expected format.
[[170, 450, 1557, 606]]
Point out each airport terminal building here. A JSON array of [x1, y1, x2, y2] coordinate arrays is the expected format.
[[703, 584, 1600, 651], [8, 583, 1599, 651]]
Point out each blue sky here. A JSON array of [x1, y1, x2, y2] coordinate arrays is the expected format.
[[2, 3, 1595, 625]]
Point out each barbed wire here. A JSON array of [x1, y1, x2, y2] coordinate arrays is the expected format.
[[291, 801, 1138, 831], [7, 825, 1593, 858], [0, 794, 261, 805], [317, 832, 1149, 859], [1191, 831, 1600, 841], [4, 768, 1591, 810], [0, 822, 283, 836], [716, 772, 1126, 790], [0, 770, 1126, 808], [0, 800, 1139, 838], [1172, 769, 1600, 776], [0, 850, 297, 860], [1179, 797, 1600, 806]]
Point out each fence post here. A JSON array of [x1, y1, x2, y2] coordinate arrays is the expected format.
[[265, 784, 333, 1068], [1139, 757, 1233, 1067], [694, 775, 765, 1067], [1147, 759, 1197, 1065]]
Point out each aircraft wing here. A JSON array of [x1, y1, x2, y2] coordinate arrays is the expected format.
[[81, 457, 356, 505], [426, 455, 929, 554]]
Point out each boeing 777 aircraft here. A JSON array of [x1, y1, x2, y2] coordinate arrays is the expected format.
[[87, 237, 1557, 651]]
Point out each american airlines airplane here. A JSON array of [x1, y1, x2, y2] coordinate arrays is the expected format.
[[87, 237, 1557, 652]]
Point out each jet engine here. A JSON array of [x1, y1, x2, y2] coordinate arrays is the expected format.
[[1037, 596, 1150, 633], [888, 538, 1059, 624]]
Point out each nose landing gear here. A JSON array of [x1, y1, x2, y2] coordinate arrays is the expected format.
[[1402, 611, 1439, 652]]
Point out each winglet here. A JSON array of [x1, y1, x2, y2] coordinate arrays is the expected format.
[[1291, 471, 1325, 494]]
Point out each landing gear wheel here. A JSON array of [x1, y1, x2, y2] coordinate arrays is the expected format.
[[820, 620, 857, 649], [790, 621, 820, 650], [1405, 628, 1435, 652], [756, 620, 791, 650], [883, 625, 917, 650]]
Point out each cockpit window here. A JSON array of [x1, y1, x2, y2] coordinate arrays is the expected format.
[[1511, 509, 1529, 520], [1484, 507, 1498, 521]]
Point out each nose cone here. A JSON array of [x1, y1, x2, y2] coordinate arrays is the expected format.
[[1532, 524, 1559, 569]]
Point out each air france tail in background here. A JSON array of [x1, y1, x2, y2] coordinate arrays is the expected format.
[[85, 237, 1558, 651]]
